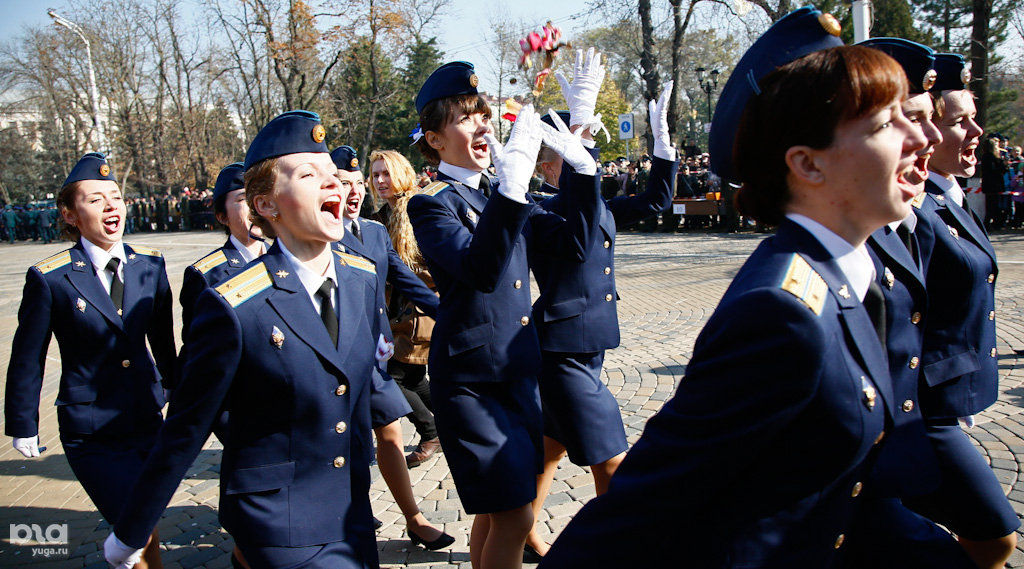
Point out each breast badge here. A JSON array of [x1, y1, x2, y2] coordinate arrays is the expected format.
[[271, 326, 285, 349]]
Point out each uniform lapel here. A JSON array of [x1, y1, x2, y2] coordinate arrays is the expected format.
[[121, 245, 144, 327], [868, 227, 925, 296], [333, 255, 369, 373], [438, 172, 488, 214], [926, 180, 997, 263], [339, 224, 374, 260], [66, 243, 124, 332]]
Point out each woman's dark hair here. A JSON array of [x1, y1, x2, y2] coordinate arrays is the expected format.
[[415, 94, 493, 165], [56, 182, 83, 241], [734, 45, 907, 225]]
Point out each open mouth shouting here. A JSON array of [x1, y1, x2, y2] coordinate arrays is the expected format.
[[471, 139, 489, 160], [345, 192, 361, 218], [320, 194, 343, 224], [102, 213, 122, 235], [906, 150, 933, 187]]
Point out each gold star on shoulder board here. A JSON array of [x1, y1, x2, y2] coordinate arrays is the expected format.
[[128, 254, 137, 260], [74, 261, 86, 267], [276, 270, 289, 278], [838, 284, 851, 299]]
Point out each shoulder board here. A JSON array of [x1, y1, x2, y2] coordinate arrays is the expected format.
[[910, 193, 926, 209], [34, 250, 72, 274], [128, 244, 162, 257], [215, 263, 272, 308], [335, 251, 377, 275], [363, 218, 384, 227], [192, 250, 228, 274], [779, 254, 828, 316], [420, 181, 450, 197]]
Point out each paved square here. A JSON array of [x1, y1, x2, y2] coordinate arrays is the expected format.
[[2, 230, 1024, 568]]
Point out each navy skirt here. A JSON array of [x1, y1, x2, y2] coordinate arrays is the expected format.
[[369, 369, 413, 429], [238, 537, 375, 569], [62, 431, 159, 524], [431, 377, 543, 514], [540, 351, 628, 466], [903, 421, 1020, 540]]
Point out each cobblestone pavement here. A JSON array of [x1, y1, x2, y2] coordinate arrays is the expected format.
[[2, 229, 1024, 568]]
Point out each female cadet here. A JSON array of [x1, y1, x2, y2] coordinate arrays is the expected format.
[[104, 111, 386, 569], [540, 8, 928, 567], [524, 52, 678, 560], [407, 63, 601, 569], [330, 145, 454, 551], [900, 53, 1020, 569], [6, 152, 174, 569], [367, 149, 442, 468]]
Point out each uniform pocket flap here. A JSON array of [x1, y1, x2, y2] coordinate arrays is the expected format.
[[56, 385, 96, 405], [224, 461, 295, 495], [541, 297, 587, 322], [448, 323, 492, 356], [922, 350, 980, 387]]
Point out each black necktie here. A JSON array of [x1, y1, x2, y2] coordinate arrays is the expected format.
[[351, 220, 362, 243], [317, 279, 338, 346], [478, 175, 492, 199], [106, 258, 124, 316], [863, 280, 887, 345], [895, 224, 920, 267]]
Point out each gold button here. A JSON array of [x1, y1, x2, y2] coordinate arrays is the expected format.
[[908, 356, 919, 369], [605, 294, 613, 302], [988, 274, 995, 283], [335, 421, 347, 433], [851, 482, 862, 497], [514, 280, 522, 289], [604, 267, 611, 275], [603, 240, 610, 249], [874, 430, 885, 445], [521, 316, 530, 326], [121, 360, 131, 368], [333, 456, 346, 468], [834, 534, 845, 549], [335, 384, 348, 396], [989, 311, 995, 320], [902, 400, 914, 412], [911, 312, 921, 324], [991, 348, 997, 357]]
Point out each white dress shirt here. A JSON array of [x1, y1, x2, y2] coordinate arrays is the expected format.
[[786, 213, 876, 302], [81, 238, 127, 295], [277, 240, 337, 315], [229, 235, 266, 265]]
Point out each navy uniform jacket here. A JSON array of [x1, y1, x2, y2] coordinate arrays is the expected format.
[[113, 242, 384, 560], [865, 225, 940, 497], [541, 221, 893, 568], [914, 181, 999, 419], [407, 171, 599, 385], [531, 155, 677, 353], [5, 242, 175, 439], [179, 238, 252, 337]]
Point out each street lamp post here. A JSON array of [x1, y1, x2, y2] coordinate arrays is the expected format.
[[47, 9, 105, 154], [695, 67, 720, 124]]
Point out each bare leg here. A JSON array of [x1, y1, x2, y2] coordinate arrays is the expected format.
[[590, 452, 626, 496], [374, 422, 445, 542], [233, 546, 250, 569], [958, 533, 1017, 569], [470, 514, 490, 569], [480, 504, 534, 569], [136, 530, 163, 569], [525, 437, 567, 556]]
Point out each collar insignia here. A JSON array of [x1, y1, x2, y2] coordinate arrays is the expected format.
[[275, 270, 289, 278], [128, 253, 137, 260], [838, 284, 851, 299], [75, 261, 86, 267], [230, 258, 240, 265]]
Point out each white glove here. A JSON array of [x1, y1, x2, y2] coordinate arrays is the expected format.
[[13, 436, 40, 458], [104, 533, 144, 569], [375, 333, 394, 363], [649, 81, 676, 162], [555, 48, 606, 129], [540, 110, 597, 176], [484, 105, 543, 204]]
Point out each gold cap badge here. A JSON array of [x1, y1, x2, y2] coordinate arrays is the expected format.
[[922, 69, 937, 91], [99, 164, 111, 177], [312, 124, 326, 143], [350, 158, 359, 168], [818, 13, 841, 37], [469, 74, 479, 88]]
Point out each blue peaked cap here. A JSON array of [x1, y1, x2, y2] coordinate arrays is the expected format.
[[415, 62, 479, 114], [63, 152, 116, 188], [330, 146, 360, 172], [244, 110, 329, 171], [859, 38, 936, 95], [930, 53, 971, 94], [708, 6, 844, 183], [213, 162, 245, 210]]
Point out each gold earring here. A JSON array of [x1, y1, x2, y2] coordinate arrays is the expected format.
[[271, 212, 280, 221]]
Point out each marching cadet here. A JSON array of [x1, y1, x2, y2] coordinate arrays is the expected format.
[[5, 152, 174, 569], [839, 37, 977, 568], [330, 145, 454, 551], [899, 53, 1020, 569], [408, 62, 601, 569], [104, 111, 387, 569], [179, 162, 266, 337], [524, 50, 678, 561], [541, 8, 927, 567]]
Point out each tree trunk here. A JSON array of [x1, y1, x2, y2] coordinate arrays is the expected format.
[[638, 0, 660, 153], [970, 0, 991, 128]]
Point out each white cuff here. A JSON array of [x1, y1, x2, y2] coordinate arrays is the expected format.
[[581, 138, 596, 149], [653, 142, 676, 162], [497, 185, 529, 204]]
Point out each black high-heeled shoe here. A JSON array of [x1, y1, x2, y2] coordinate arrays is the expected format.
[[408, 526, 456, 551], [523, 543, 544, 564]]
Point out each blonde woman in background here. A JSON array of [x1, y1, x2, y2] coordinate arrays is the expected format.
[[368, 150, 443, 469]]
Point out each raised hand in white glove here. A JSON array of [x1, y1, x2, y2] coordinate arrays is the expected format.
[[539, 110, 597, 177], [555, 48, 606, 130], [483, 105, 543, 204], [375, 333, 394, 363], [104, 533, 144, 569], [649, 81, 676, 162], [13, 436, 40, 458]]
